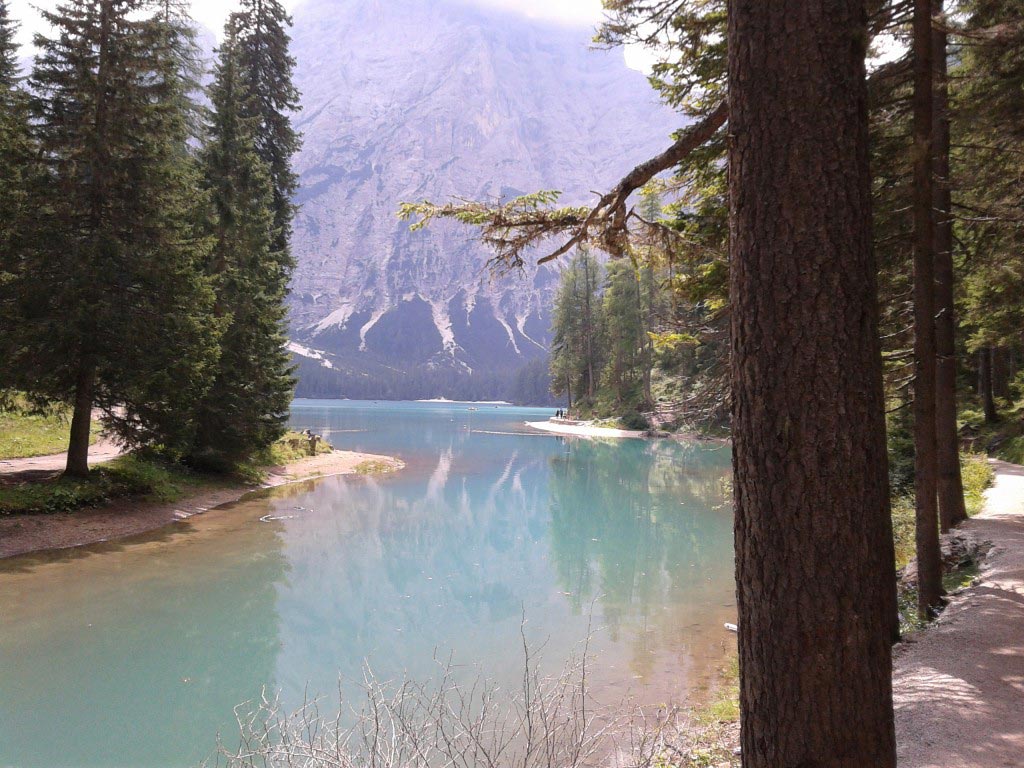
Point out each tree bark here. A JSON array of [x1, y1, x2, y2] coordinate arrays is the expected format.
[[912, 0, 944, 619], [728, 1, 898, 765], [979, 347, 998, 422], [932, 0, 968, 532], [65, 360, 96, 478]]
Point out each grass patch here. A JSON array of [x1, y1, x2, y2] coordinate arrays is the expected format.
[[891, 452, 994, 634], [0, 409, 101, 460], [0, 454, 203, 516], [233, 432, 336, 483], [353, 459, 397, 475], [960, 402, 1024, 464], [266, 431, 334, 465], [998, 435, 1024, 465], [672, 655, 740, 767], [891, 451, 995, 571], [892, 494, 916, 570], [691, 655, 740, 729], [962, 453, 995, 517]]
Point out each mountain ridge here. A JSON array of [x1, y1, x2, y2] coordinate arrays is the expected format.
[[285, 0, 680, 400]]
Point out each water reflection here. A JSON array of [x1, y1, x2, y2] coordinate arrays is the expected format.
[[0, 508, 288, 767], [0, 402, 735, 768]]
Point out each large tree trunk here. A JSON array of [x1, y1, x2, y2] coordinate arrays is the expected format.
[[728, 1, 898, 765], [912, 0, 945, 618], [979, 347, 998, 422], [65, 360, 96, 478], [933, 0, 968, 532]]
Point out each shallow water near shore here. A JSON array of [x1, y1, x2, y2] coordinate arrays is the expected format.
[[0, 400, 735, 768]]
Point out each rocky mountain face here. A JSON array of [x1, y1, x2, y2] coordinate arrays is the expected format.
[[286, 0, 678, 401]]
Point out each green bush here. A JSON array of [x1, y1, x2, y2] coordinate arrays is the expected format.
[[961, 453, 995, 517], [620, 411, 651, 431], [886, 409, 915, 495]]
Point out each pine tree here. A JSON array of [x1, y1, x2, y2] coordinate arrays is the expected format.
[[0, 0, 31, 321], [233, 0, 300, 265], [601, 259, 650, 411], [5, 0, 220, 474], [549, 251, 604, 414], [188, 19, 294, 468], [728, 0, 898, 763]]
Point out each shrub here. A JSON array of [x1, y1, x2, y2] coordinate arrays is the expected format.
[[621, 411, 651, 431]]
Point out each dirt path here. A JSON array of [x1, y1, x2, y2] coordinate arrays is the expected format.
[[0, 436, 125, 483], [0, 450, 403, 560], [894, 459, 1024, 767]]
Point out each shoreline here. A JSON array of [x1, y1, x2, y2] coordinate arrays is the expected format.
[[526, 420, 649, 439], [526, 419, 730, 444], [0, 449, 404, 561]]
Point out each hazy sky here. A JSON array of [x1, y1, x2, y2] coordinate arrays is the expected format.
[[10, 0, 654, 71], [10, 0, 609, 46]]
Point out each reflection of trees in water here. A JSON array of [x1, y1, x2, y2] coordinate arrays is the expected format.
[[546, 439, 733, 678]]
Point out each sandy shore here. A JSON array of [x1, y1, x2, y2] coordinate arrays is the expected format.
[[526, 420, 650, 439], [525, 419, 730, 445], [0, 449, 403, 560]]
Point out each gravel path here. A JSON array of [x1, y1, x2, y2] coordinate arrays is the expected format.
[[0, 436, 125, 483], [894, 459, 1024, 767]]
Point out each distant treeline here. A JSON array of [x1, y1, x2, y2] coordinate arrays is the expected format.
[[293, 356, 559, 407]]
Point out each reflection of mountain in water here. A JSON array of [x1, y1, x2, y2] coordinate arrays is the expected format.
[[270, 404, 734, 708], [269, 441, 560, 702]]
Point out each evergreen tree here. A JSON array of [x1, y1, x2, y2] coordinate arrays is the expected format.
[[4, 0, 220, 474], [232, 0, 300, 264], [601, 259, 650, 411], [188, 19, 294, 468], [0, 0, 32, 333], [549, 251, 604, 413], [728, 1, 898, 762]]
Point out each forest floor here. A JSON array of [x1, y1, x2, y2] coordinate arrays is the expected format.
[[893, 459, 1024, 767], [0, 449, 403, 559]]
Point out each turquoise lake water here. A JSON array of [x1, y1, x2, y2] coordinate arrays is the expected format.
[[0, 400, 735, 767]]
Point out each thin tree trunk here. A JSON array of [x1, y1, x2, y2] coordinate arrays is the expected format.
[[932, 0, 968, 532], [583, 257, 595, 402], [912, 0, 944, 619], [992, 346, 1010, 399], [65, 360, 96, 478], [980, 347, 998, 422], [728, 1, 898, 764]]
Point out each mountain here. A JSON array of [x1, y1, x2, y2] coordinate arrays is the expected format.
[[286, 0, 679, 401]]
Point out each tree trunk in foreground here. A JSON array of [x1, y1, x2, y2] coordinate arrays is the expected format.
[[728, 1, 898, 765], [65, 360, 96, 478], [912, 0, 945, 618], [932, 2, 968, 532]]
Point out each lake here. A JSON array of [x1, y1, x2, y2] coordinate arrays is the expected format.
[[0, 400, 735, 767]]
